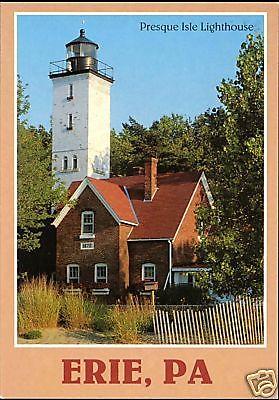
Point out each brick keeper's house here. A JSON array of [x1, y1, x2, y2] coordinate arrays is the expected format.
[[53, 157, 213, 298], [49, 29, 213, 299]]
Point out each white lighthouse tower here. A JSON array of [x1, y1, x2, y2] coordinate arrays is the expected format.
[[49, 29, 113, 187]]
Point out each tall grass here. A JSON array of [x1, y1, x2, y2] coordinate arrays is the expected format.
[[109, 305, 154, 343], [60, 294, 91, 329], [86, 303, 112, 332], [18, 276, 61, 334], [18, 278, 155, 343]]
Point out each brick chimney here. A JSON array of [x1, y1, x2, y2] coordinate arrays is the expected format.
[[144, 157, 158, 201]]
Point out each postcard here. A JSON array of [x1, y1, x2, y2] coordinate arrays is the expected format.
[[0, 2, 278, 399]]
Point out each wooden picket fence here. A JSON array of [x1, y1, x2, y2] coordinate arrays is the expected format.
[[153, 296, 264, 345]]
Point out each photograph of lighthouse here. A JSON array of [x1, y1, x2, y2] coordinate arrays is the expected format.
[[17, 13, 265, 345]]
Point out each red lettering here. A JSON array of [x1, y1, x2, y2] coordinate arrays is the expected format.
[[188, 360, 212, 384], [109, 359, 121, 384], [62, 359, 81, 384], [84, 359, 106, 384], [123, 359, 141, 384], [164, 359, 187, 384]]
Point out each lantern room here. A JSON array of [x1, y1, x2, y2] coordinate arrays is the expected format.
[[65, 29, 99, 72]]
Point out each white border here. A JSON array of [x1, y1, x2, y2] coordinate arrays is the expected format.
[[14, 11, 267, 349]]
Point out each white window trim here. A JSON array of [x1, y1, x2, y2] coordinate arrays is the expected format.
[[80, 210, 95, 239], [66, 264, 80, 284], [94, 263, 108, 284], [80, 242, 94, 250], [142, 263, 156, 282]]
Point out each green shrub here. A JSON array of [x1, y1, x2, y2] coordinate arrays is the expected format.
[[157, 285, 209, 305], [22, 330, 42, 340], [61, 294, 91, 329], [18, 276, 61, 334]]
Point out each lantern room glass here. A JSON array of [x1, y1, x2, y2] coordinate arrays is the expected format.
[[66, 43, 98, 60]]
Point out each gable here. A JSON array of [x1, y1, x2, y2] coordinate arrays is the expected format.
[[52, 177, 138, 228]]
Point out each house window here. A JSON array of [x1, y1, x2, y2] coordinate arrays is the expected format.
[[63, 156, 68, 171], [81, 211, 94, 238], [67, 84, 73, 100], [73, 155, 78, 170], [94, 263, 108, 283], [142, 263, 156, 282], [67, 114, 73, 130], [173, 271, 195, 286], [66, 264, 80, 284]]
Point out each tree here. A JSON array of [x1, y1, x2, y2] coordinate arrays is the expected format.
[[110, 114, 192, 175], [110, 128, 134, 176], [191, 34, 264, 296], [17, 77, 68, 252], [110, 35, 264, 296]]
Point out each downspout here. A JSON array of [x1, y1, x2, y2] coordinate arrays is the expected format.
[[168, 239, 172, 287], [163, 239, 173, 290]]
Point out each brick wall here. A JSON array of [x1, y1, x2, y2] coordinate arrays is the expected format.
[[56, 185, 125, 295], [128, 240, 169, 290], [172, 183, 206, 265], [119, 225, 132, 292]]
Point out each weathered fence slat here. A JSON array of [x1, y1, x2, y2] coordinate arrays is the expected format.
[[183, 310, 190, 344], [208, 306, 216, 345], [237, 297, 245, 344], [259, 300, 264, 342], [153, 296, 264, 345], [172, 310, 179, 344], [194, 309, 201, 344], [221, 302, 230, 344], [165, 311, 172, 344], [158, 309, 165, 344], [198, 311, 205, 344], [215, 304, 223, 345]]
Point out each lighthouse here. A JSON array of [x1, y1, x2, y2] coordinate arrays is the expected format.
[[49, 29, 114, 187]]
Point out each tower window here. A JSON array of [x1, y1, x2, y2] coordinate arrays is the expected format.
[[73, 155, 78, 170], [67, 114, 73, 130], [63, 156, 68, 171], [67, 84, 73, 100]]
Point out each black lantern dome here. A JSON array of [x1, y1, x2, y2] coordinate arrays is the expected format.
[[66, 29, 99, 72]]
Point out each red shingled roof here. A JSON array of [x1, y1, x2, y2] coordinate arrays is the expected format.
[[68, 178, 138, 225], [108, 171, 201, 239], [67, 171, 202, 238]]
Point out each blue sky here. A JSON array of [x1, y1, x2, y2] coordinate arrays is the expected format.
[[17, 14, 264, 131]]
